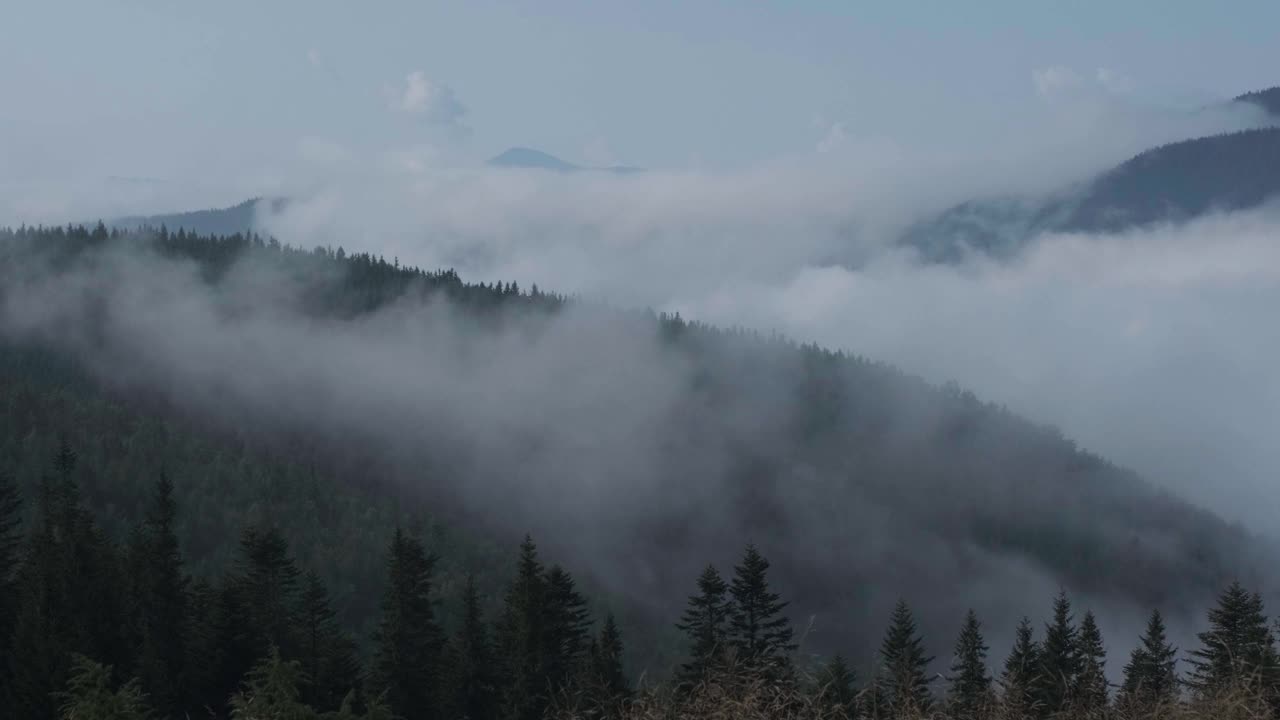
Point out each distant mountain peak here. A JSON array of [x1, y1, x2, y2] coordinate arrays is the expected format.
[[488, 147, 579, 172], [487, 146, 643, 174], [1235, 86, 1280, 118]]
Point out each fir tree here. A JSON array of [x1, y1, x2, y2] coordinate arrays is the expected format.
[[877, 599, 934, 717], [1034, 590, 1080, 717], [675, 565, 731, 687], [235, 525, 302, 659], [296, 571, 360, 713], [814, 655, 858, 717], [55, 655, 153, 720], [1118, 609, 1178, 714], [228, 647, 316, 720], [544, 565, 592, 690], [947, 609, 992, 720], [589, 614, 629, 701], [727, 544, 795, 674], [1188, 581, 1279, 696], [446, 575, 499, 720], [131, 473, 189, 716], [0, 471, 21, 712], [1000, 617, 1039, 717], [369, 528, 445, 720], [1072, 611, 1108, 718], [496, 535, 550, 720]]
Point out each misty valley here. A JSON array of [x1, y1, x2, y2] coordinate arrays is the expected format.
[[5, 5, 1280, 719]]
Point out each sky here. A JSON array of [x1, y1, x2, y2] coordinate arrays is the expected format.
[[4, 0, 1280, 202]]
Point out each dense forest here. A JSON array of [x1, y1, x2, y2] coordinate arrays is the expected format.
[[0, 225, 1276, 717], [2, 443, 1279, 719]]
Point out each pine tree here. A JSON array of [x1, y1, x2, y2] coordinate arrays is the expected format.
[[0, 471, 21, 713], [1188, 581, 1279, 696], [446, 576, 499, 720], [1000, 617, 1039, 717], [55, 655, 153, 720], [727, 544, 795, 675], [675, 565, 731, 687], [1034, 590, 1080, 717], [1118, 609, 1178, 714], [131, 473, 189, 716], [947, 610, 992, 720], [228, 647, 317, 720], [296, 571, 360, 713], [369, 528, 445, 720], [877, 599, 934, 717], [589, 614, 629, 701], [1072, 611, 1108, 718], [544, 565, 592, 691], [814, 655, 858, 717], [496, 535, 551, 720], [10, 446, 131, 720], [235, 525, 302, 659]]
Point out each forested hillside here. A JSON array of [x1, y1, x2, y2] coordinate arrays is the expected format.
[[904, 127, 1280, 262]]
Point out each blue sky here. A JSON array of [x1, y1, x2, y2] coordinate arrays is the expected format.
[[3, 0, 1279, 191]]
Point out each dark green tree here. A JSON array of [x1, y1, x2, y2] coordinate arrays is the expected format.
[[1033, 590, 1080, 717], [296, 571, 360, 713], [1072, 610, 1108, 718], [55, 655, 153, 720], [1187, 581, 1279, 696], [814, 655, 858, 717], [235, 525, 302, 658], [947, 609, 992, 720], [369, 528, 445, 720], [588, 614, 629, 701], [675, 565, 731, 687], [496, 535, 554, 720], [446, 575, 499, 720], [544, 565, 592, 691], [877, 599, 934, 717], [0, 471, 21, 712], [130, 473, 189, 716], [727, 544, 795, 675], [1118, 609, 1178, 714], [1000, 617, 1039, 717], [228, 646, 316, 720]]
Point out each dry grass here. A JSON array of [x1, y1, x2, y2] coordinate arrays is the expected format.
[[549, 669, 1279, 720]]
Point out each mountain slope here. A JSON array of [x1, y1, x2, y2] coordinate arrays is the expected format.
[[0, 224, 1270, 665]]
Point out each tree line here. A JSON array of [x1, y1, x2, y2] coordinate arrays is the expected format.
[[1, 443, 1278, 719]]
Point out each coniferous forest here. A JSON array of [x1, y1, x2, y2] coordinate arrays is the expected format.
[[1, 225, 1279, 719]]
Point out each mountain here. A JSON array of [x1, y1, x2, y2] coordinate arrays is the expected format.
[[0, 224, 1270, 671], [488, 146, 643, 174], [110, 197, 282, 236], [904, 90, 1280, 262]]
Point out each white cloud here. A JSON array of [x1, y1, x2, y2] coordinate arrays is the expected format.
[[1033, 65, 1085, 100], [307, 49, 323, 68], [388, 71, 469, 132]]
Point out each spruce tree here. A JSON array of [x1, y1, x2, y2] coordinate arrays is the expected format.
[[296, 571, 360, 713], [496, 535, 550, 720], [544, 565, 592, 690], [446, 576, 499, 720], [1000, 617, 1039, 717], [1118, 609, 1178, 714], [0, 472, 21, 713], [131, 472, 189, 716], [877, 599, 934, 717], [1034, 590, 1080, 717], [1188, 581, 1279, 696], [55, 655, 153, 720], [814, 655, 858, 717], [1072, 611, 1108, 718], [228, 647, 317, 720], [234, 525, 302, 659], [675, 565, 731, 687], [589, 614, 629, 701], [727, 544, 795, 675], [370, 528, 446, 720], [947, 609, 992, 720]]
